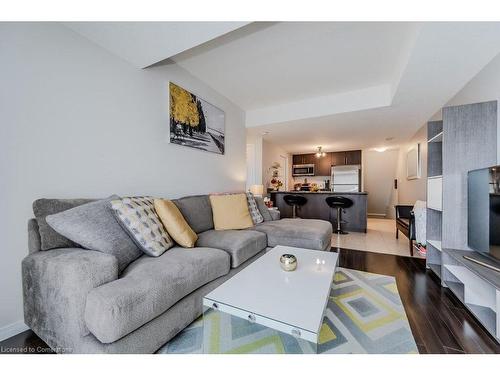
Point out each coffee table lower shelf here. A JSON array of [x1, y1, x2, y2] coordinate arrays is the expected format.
[[202, 306, 318, 354]]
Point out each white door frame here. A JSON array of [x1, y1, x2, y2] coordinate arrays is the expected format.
[[279, 154, 288, 191]]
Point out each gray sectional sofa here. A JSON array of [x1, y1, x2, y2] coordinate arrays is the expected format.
[[22, 194, 332, 353]]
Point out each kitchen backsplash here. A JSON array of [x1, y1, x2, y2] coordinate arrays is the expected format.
[[292, 176, 331, 189]]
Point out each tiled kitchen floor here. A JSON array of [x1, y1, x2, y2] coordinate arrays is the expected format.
[[331, 217, 425, 258]]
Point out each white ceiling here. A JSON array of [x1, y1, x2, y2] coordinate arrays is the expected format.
[[65, 22, 249, 68], [171, 22, 500, 153], [64, 22, 500, 154], [173, 22, 416, 110]]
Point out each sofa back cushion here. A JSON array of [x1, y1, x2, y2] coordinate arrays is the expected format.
[[46, 195, 142, 272], [254, 196, 273, 221], [172, 195, 214, 233], [33, 198, 96, 250], [110, 196, 174, 257]]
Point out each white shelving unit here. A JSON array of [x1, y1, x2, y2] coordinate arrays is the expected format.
[[427, 176, 442, 211], [438, 101, 500, 343], [442, 250, 500, 342], [427, 240, 442, 251], [426, 120, 443, 281], [428, 131, 443, 143]]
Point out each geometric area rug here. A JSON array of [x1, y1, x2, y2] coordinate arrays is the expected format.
[[158, 268, 418, 354]]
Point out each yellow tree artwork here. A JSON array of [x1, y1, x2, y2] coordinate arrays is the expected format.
[[169, 82, 225, 154]]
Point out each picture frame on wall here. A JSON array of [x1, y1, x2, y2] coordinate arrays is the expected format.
[[406, 143, 421, 180], [169, 82, 225, 155]]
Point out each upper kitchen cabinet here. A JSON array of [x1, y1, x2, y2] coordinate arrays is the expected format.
[[292, 153, 316, 165], [315, 152, 332, 176], [292, 150, 361, 174], [345, 150, 362, 165], [331, 152, 346, 166], [330, 150, 362, 166], [302, 153, 316, 164]]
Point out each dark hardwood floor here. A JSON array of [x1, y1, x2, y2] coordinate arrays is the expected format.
[[1, 248, 499, 354], [337, 248, 499, 354]]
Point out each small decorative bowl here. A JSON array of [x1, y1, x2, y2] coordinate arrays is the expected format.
[[280, 254, 297, 271]]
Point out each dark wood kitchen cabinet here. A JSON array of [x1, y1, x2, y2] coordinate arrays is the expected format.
[[293, 150, 361, 174], [292, 153, 316, 165], [345, 150, 362, 165], [331, 152, 346, 166], [303, 153, 316, 164], [331, 150, 362, 166], [292, 155, 302, 165], [315, 152, 332, 176]]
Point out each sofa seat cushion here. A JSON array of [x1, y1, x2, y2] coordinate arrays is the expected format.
[[254, 218, 332, 251], [84, 246, 230, 344], [196, 229, 267, 268]]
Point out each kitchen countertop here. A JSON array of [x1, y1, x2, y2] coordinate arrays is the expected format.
[[271, 190, 368, 232], [271, 191, 368, 195]]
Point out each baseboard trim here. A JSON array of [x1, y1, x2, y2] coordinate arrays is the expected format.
[[0, 320, 29, 342], [367, 213, 386, 217]]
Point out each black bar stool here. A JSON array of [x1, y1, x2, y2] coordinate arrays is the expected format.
[[326, 196, 353, 234], [283, 195, 307, 218]]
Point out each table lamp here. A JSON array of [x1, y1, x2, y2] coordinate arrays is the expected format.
[[249, 184, 264, 197]]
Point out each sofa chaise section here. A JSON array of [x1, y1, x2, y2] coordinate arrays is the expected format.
[[76, 251, 265, 353], [85, 247, 230, 344], [253, 218, 332, 251]]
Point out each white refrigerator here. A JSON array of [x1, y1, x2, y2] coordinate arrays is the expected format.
[[331, 165, 360, 192]]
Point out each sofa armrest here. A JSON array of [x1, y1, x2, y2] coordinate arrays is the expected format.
[[22, 248, 118, 349], [269, 209, 280, 221]]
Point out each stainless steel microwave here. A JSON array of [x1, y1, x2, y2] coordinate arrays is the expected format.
[[292, 164, 315, 176]]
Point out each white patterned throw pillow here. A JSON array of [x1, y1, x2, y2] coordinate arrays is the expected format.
[[246, 192, 264, 224], [110, 196, 174, 257]]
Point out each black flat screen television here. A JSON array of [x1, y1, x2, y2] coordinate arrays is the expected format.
[[468, 165, 500, 263]]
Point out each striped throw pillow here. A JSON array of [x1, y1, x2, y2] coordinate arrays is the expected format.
[[246, 192, 264, 225]]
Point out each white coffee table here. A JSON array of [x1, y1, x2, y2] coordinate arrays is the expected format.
[[202, 245, 339, 353]]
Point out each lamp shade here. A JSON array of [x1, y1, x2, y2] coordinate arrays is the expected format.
[[250, 184, 264, 196]]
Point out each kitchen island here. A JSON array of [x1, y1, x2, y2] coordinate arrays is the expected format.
[[270, 191, 368, 233]]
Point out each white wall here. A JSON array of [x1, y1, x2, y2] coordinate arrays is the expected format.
[[395, 125, 428, 205], [245, 133, 263, 189], [0, 23, 246, 338], [362, 149, 399, 217]]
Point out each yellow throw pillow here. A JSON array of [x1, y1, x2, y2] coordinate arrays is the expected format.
[[154, 199, 198, 248], [209, 193, 254, 230]]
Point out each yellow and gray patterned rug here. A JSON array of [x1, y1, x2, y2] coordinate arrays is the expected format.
[[158, 268, 418, 354]]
